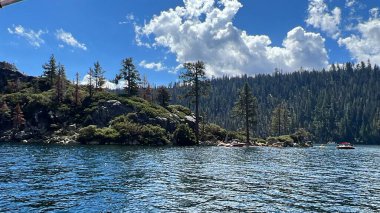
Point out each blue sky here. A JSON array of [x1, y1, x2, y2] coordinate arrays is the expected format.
[[1, 0, 379, 86]]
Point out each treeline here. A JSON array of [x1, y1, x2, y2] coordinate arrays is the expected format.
[[0, 56, 213, 146], [0, 55, 172, 133], [170, 61, 380, 144]]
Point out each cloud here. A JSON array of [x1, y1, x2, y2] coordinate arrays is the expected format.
[[370, 8, 379, 19], [80, 74, 125, 90], [338, 17, 380, 65], [135, 0, 329, 77], [306, 0, 341, 39], [139, 60, 166, 71], [345, 0, 356, 8], [119, 13, 135, 25], [7, 25, 47, 47], [55, 29, 87, 51], [169, 64, 183, 74]]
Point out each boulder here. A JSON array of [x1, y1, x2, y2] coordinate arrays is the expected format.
[[184, 115, 196, 129], [67, 124, 77, 132], [45, 134, 80, 144], [92, 100, 133, 127], [147, 116, 178, 133], [14, 131, 34, 140], [266, 137, 279, 146]]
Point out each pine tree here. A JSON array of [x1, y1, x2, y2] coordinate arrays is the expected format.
[[87, 68, 94, 98], [93, 61, 105, 91], [141, 75, 152, 101], [180, 61, 209, 144], [271, 102, 291, 136], [157, 86, 170, 108], [232, 82, 258, 145], [116, 58, 141, 97], [42, 54, 58, 88], [74, 72, 81, 106], [13, 103, 25, 130], [143, 84, 153, 101], [55, 64, 67, 103]]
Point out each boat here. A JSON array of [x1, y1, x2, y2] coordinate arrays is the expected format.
[[336, 142, 355, 149]]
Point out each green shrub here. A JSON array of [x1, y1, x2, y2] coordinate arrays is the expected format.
[[110, 116, 170, 145], [126, 112, 139, 123], [110, 115, 129, 125], [202, 123, 227, 141], [277, 135, 294, 143], [78, 125, 97, 143], [111, 119, 141, 143], [122, 97, 170, 119], [95, 127, 120, 144], [255, 138, 267, 145], [28, 93, 52, 107], [173, 124, 196, 146], [168, 105, 192, 118], [227, 131, 245, 142], [291, 128, 312, 143], [139, 124, 170, 145]]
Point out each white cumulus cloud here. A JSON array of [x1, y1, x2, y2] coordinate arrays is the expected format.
[[55, 29, 87, 51], [370, 8, 379, 19], [139, 60, 166, 71], [306, 0, 341, 39], [80, 74, 125, 90], [338, 17, 380, 65], [7, 25, 47, 47], [136, 0, 329, 76]]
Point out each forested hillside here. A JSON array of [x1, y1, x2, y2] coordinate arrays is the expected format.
[[170, 62, 380, 144], [0, 58, 222, 146]]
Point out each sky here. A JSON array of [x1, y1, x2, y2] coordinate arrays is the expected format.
[[1, 0, 379, 87]]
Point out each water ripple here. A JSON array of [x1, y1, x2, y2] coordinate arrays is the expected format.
[[0, 144, 379, 212]]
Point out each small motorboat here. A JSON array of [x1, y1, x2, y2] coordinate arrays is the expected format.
[[336, 142, 355, 149]]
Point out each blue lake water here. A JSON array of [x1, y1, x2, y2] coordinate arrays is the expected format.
[[0, 143, 379, 212]]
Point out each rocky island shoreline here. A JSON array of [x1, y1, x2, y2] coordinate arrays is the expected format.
[[1, 60, 312, 148]]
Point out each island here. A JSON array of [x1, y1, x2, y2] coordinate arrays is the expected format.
[[0, 59, 312, 147]]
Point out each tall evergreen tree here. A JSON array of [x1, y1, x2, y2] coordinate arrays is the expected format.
[[157, 86, 170, 108], [55, 64, 67, 103], [180, 61, 209, 144], [87, 68, 94, 98], [74, 72, 81, 106], [141, 75, 152, 101], [116, 58, 141, 97], [232, 82, 258, 145], [42, 54, 58, 88], [270, 102, 291, 136], [93, 61, 105, 91]]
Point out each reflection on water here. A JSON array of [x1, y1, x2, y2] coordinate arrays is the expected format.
[[0, 144, 379, 212]]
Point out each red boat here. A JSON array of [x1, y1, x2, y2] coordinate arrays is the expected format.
[[337, 142, 355, 149]]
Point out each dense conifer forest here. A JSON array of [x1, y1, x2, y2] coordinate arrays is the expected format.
[[1, 57, 379, 145], [170, 62, 380, 144]]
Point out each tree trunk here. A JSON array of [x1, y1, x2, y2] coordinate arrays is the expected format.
[[278, 107, 281, 136], [245, 88, 250, 145], [195, 72, 200, 144]]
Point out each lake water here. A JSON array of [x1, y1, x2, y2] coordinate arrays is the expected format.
[[0, 143, 379, 212]]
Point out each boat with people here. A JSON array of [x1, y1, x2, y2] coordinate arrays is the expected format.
[[336, 142, 355, 149]]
